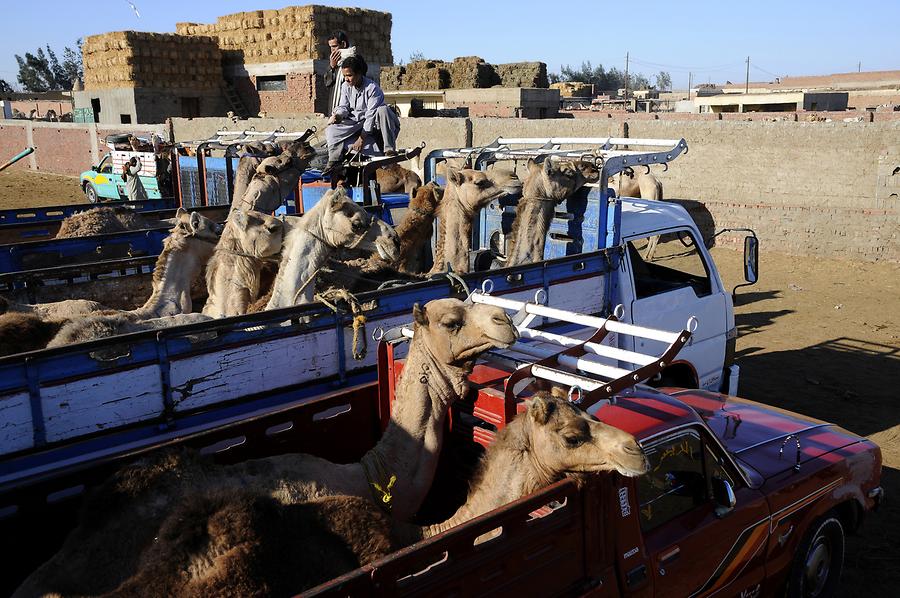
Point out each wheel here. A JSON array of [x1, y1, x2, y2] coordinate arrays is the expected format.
[[786, 515, 845, 598], [84, 182, 99, 203]]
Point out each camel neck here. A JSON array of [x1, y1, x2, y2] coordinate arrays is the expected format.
[[506, 193, 557, 267], [137, 235, 211, 317], [362, 338, 466, 521], [423, 418, 554, 537], [266, 214, 332, 309], [438, 184, 476, 272]]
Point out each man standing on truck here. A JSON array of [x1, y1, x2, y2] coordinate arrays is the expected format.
[[322, 30, 356, 117], [324, 55, 401, 172], [123, 156, 148, 201]]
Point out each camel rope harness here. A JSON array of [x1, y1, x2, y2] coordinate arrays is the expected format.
[[314, 287, 368, 361], [361, 449, 396, 512]]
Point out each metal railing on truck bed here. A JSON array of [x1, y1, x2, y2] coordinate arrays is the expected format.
[[0, 199, 173, 226]]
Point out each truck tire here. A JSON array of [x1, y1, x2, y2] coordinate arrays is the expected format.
[[786, 514, 844, 598], [84, 182, 100, 203]]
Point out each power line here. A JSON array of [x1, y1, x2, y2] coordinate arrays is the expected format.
[[750, 63, 781, 78], [628, 56, 744, 73]]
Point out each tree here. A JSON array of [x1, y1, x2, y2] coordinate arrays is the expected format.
[[15, 42, 82, 92], [0, 79, 13, 93], [549, 61, 656, 92], [655, 71, 672, 91]]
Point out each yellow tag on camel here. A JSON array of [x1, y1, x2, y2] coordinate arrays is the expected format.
[[372, 474, 397, 506]]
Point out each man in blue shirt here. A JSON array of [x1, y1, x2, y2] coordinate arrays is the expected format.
[[324, 55, 401, 171]]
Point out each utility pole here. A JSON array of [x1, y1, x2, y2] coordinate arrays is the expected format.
[[745, 56, 750, 94], [688, 72, 692, 100], [624, 51, 629, 104], [858, 61, 861, 73]]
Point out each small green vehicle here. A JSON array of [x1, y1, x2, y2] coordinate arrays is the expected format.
[[79, 134, 162, 202]]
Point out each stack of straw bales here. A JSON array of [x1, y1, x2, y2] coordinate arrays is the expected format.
[[382, 56, 549, 91], [82, 32, 221, 90], [176, 5, 392, 66]]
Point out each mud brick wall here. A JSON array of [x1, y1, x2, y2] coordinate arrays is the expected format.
[[0, 123, 29, 170], [82, 32, 221, 91], [177, 5, 393, 66]]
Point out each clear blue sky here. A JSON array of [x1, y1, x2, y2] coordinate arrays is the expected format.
[[2, 0, 898, 90]]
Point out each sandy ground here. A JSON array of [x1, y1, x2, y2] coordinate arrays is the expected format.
[[1, 170, 897, 594], [0, 167, 85, 208]]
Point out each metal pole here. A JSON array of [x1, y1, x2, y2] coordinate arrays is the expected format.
[[0, 147, 35, 174], [688, 72, 692, 101], [745, 56, 750, 94], [624, 52, 629, 106]]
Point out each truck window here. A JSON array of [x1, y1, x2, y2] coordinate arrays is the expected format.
[[628, 230, 712, 299], [636, 431, 707, 531], [99, 155, 112, 174]]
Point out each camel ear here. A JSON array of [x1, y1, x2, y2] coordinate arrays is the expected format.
[[175, 207, 188, 218], [447, 168, 465, 186], [543, 158, 554, 175], [189, 211, 202, 233], [413, 303, 428, 327], [529, 395, 556, 425], [526, 159, 541, 174], [432, 184, 444, 201]]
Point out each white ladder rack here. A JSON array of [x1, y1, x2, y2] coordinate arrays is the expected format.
[[380, 285, 696, 410]]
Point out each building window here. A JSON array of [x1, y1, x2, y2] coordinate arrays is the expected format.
[[257, 75, 287, 92], [120, 114, 132, 124]]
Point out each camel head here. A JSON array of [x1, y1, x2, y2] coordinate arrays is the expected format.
[[412, 298, 518, 371], [524, 159, 593, 204], [446, 168, 523, 214], [173, 207, 224, 242], [242, 141, 276, 157], [278, 139, 317, 167], [227, 209, 284, 258], [318, 188, 400, 262], [410, 181, 443, 215], [523, 393, 649, 479]]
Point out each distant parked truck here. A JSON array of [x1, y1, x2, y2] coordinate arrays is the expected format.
[[79, 134, 164, 202]]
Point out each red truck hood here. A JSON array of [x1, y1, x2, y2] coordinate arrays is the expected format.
[[668, 389, 867, 480]]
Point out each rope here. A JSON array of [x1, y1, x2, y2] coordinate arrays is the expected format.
[[291, 266, 323, 305], [314, 287, 368, 360], [444, 270, 470, 296]]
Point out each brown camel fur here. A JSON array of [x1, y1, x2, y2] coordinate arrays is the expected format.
[[63, 394, 647, 596], [46, 312, 211, 349], [135, 208, 223, 318], [55, 207, 151, 239], [15, 299, 517, 597], [0, 312, 66, 356], [608, 167, 663, 201], [0, 295, 104, 320], [396, 181, 442, 273], [202, 209, 283, 318], [376, 162, 422, 195], [230, 140, 316, 214], [504, 159, 598, 267], [429, 168, 522, 274]]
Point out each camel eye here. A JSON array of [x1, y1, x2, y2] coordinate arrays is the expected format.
[[440, 318, 462, 331], [564, 435, 584, 448]]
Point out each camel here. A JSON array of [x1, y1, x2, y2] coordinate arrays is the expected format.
[[265, 187, 400, 309], [47, 394, 646, 596], [0, 295, 104, 320], [429, 168, 522, 275], [15, 298, 517, 597], [376, 162, 422, 195], [607, 166, 663, 201], [231, 141, 278, 206], [0, 312, 66, 357], [46, 312, 212, 349], [503, 159, 597, 267], [55, 206, 151, 239], [202, 209, 284, 318], [396, 181, 443, 273], [230, 139, 316, 214], [134, 208, 223, 318]]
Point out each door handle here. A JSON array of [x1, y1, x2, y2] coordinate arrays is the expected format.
[[658, 545, 681, 576]]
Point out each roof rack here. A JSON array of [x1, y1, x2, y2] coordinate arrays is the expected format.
[[177, 126, 318, 155], [380, 281, 696, 412], [423, 136, 687, 182]]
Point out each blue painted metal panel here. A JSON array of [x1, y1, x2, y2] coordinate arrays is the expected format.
[[0, 200, 171, 226], [0, 228, 170, 274]]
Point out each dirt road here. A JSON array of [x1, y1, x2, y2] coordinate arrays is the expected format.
[[0, 168, 85, 208], [713, 248, 900, 596]]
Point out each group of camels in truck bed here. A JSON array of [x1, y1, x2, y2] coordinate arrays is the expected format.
[[0, 134, 664, 357]]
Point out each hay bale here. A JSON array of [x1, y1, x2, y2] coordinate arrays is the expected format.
[[381, 65, 404, 91], [447, 57, 498, 89], [494, 62, 549, 88]]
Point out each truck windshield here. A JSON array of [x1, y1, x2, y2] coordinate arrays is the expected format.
[[628, 230, 712, 299]]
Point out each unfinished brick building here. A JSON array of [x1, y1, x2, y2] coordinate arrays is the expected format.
[[74, 5, 393, 124]]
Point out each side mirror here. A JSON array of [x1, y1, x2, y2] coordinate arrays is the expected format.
[[743, 235, 758, 284], [712, 476, 736, 517], [91, 165, 99, 172]]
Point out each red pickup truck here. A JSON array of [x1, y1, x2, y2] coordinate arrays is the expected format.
[[1, 318, 883, 597]]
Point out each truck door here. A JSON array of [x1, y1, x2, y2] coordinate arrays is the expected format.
[[624, 229, 726, 390], [634, 429, 769, 597], [94, 155, 123, 200]]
